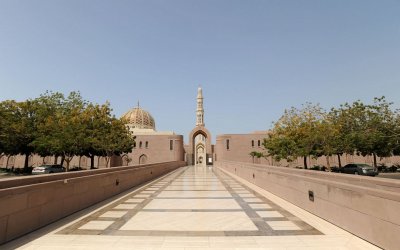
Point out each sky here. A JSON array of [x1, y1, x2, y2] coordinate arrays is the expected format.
[[0, 0, 400, 143]]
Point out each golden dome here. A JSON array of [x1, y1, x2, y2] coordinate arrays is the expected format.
[[122, 106, 155, 130]]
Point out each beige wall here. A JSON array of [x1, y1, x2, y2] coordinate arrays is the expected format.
[[216, 160, 400, 250], [216, 133, 270, 165], [0, 135, 185, 169], [125, 134, 184, 166], [215, 132, 400, 167], [0, 161, 186, 244]]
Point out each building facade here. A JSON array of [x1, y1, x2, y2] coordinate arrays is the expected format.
[[119, 105, 184, 166]]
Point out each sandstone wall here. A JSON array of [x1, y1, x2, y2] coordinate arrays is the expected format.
[[216, 160, 400, 250], [0, 161, 186, 244]]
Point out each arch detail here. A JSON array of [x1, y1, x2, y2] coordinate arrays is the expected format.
[[139, 154, 148, 165]]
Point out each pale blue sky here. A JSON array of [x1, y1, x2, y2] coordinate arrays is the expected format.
[[1, 0, 399, 142]]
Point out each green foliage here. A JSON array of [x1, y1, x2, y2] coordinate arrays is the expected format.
[[264, 97, 400, 169], [0, 91, 135, 170], [249, 151, 264, 163]]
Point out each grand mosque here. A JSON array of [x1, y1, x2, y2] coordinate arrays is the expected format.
[[117, 87, 265, 167]]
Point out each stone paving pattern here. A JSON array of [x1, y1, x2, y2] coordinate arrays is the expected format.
[[3, 166, 380, 249]]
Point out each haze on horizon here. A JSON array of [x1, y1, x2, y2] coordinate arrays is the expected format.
[[0, 0, 399, 140]]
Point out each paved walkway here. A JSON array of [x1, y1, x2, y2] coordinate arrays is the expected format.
[[4, 166, 379, 249]]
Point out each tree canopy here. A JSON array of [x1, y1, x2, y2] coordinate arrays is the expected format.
[[264, 97, 400, 169], [0, 91, 135, 170]]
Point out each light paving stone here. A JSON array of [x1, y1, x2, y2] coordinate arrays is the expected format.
[[99, 211, 127, 218], [256, 211, 283, 218], [134, 194, 151, 198], [157, 190, 232, 198], [140, 190, 156, 194], [267, 221, 302, 230], [238, 193, 256, 198], [249, 203, 272, 209], [114, 204, 137, 209], [79, 221, 114, 230], [235, 191, 251, 194], [144, 198, 241, 210], [243, 198, 263, 203], [126, 198, 145, 203], [120, 212, 258, 231]]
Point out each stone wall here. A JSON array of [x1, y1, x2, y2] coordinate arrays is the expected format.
[[215, 133, 400, 167], [215, 160, 400, 250], [0, 161, 186, 244]]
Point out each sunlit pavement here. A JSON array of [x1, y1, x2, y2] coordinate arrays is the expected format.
[[3, 165, 380, 250]]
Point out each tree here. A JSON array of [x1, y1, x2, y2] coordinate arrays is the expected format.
[[353, 97, 396, 168], [249, 151, 264, 164], [96, 116, 135, 168], [0, 100, 38, 171], [31, 92, 65, 160], [312, 112, 342, 170], [32, 91, 88, 170], [264, 103, 325, 169]]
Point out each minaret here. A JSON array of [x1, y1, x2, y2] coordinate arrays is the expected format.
[[196, 87, 204, 126]]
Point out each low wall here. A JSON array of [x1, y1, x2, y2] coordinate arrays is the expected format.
[[0, 161, 186, 244], [216, 160, 400, 250]]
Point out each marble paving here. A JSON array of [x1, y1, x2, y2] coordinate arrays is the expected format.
[[2, 166, 381, 249]]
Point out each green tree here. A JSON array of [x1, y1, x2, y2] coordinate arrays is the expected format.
[[97, 117, 135, 168], [353, 97, 396, 168], [0, 101, 21, 165], [32, 91, 88, 170], [31, 92, 65, 161], [264, 103, 325, 169], [249, 151, 264, 164], [0, 100, 38, 171]]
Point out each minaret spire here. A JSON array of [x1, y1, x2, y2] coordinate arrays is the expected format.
[[196, 86, 204, 126]]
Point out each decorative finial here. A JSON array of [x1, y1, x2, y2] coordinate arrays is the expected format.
[[137, 100, 140, 108]]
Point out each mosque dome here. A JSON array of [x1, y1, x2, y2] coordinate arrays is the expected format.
[[122, 106, 156, 130]]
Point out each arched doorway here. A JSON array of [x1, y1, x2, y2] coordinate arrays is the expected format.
[[188, 126, 212, 166], [122, 154, 131, 166], [139, 154, 148, 165], [195, 142, 206, 166]]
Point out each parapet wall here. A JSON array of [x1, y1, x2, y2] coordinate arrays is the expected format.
[[215, 160, 400, 250], [0, 161, 186, 244]]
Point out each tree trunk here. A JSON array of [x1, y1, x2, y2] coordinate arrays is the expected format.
[[65, 156, 73, 171], [326, 155, 331, 170], [337, 154, 342, 168], [6, 155, 10, 169], [24, 153, 30, 171], [105, 157, 110, 168], [303, 156, 308, 169], [90, 155, 95, 169], [61, 155, 65, 166], [54, 156, 58, 164], [79, 156, 82, 168], [373, 153, 377, 168]]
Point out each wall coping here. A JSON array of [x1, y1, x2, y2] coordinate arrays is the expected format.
[[217, 160, 400, 201], [0, 161, 185, 190]]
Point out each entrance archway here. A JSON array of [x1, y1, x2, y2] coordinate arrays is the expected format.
[[188, 126, 212, 166], [195, 142, 206, 166]]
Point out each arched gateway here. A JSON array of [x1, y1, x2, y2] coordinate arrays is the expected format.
[[188, 126, 213, 166], [186, 87, 214, 166]]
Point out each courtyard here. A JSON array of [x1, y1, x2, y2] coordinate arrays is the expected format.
[[3, 165, 379, 250]]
